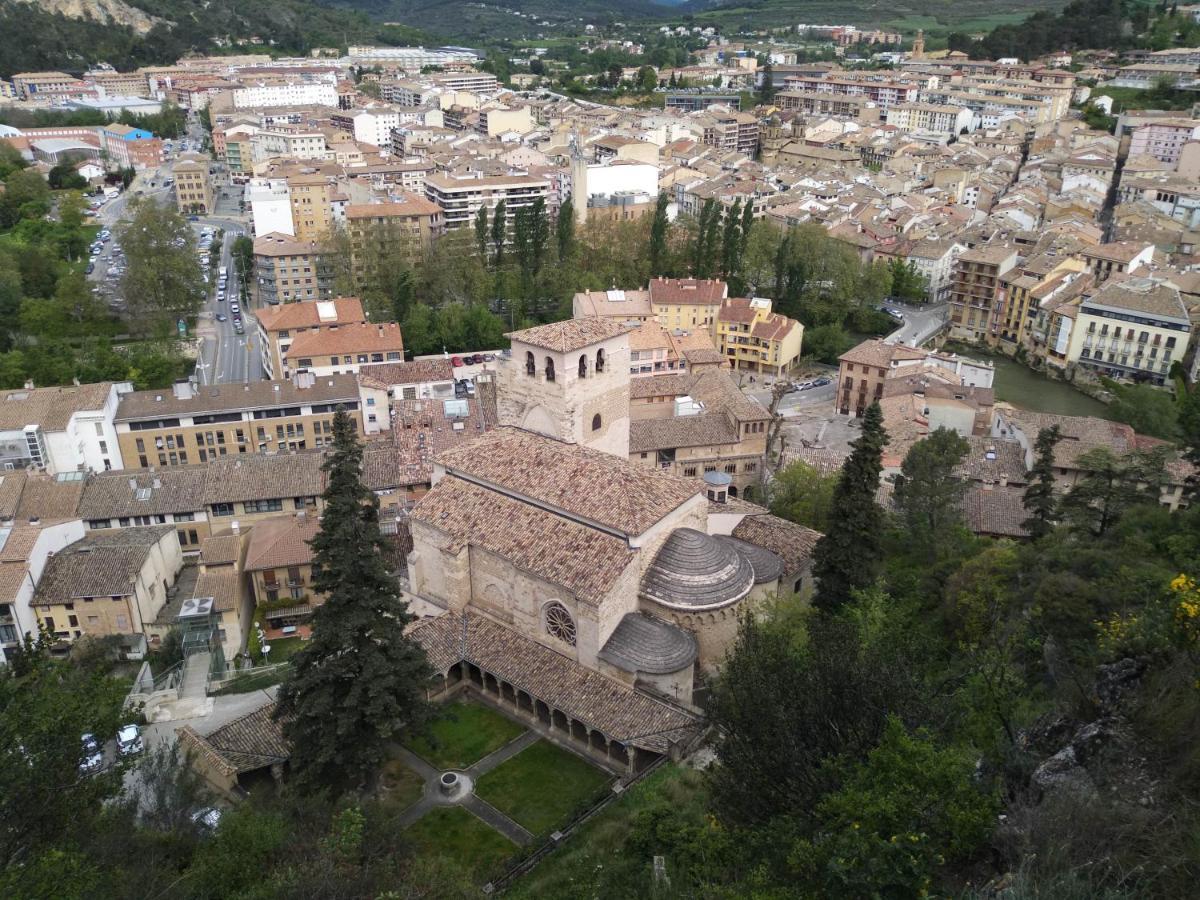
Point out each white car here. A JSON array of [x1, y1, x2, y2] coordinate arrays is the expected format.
[[79, 734, 103, 774], [117, 724, 143, 757]]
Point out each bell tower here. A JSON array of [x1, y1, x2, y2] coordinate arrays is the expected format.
[[911, 29, 926, 60], [498, 319, 633, 458]]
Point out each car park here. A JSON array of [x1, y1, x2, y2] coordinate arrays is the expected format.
[[117, 724, 142, 757]]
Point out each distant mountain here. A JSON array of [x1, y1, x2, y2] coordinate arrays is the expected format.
[[0, 0, 426, 78], [671, 0, 1064, 32]]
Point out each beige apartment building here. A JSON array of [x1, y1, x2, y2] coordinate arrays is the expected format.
[[288, 172, 337, 242], [33, 526, 183, 650], [174, 159, 212, 215], [254, 296, 366, 379], [345, 196, 444, 270], [948, 245, 1020, 343], [114, 376, 362, 468], [243, 515, 324, 632], [282, 323, 406, 379], [252, 232, 333, 306], [425, 173, 551, 232]]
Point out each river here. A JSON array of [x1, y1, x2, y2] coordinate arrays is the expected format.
[[953, 348, 1115, 419]]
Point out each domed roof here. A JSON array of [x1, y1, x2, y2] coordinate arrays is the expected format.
[[716, 536, 783, 584], [598, 612, 698, 675], [640, 527, 755, 610]]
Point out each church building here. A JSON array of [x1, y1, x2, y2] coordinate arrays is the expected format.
[[405, 318, 820, 773]]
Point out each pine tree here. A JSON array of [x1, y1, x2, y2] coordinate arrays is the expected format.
[[274, 409, 434, 794], [491, 199, 507, 269], [649, 192, 670, 278], [1022, 425, 1061, 540], [722, 199, 743, 282], [774, 233, 790, 299], [557, 196, 575, 261], [474, 206, 489, 264], [894, 427, 969, 560], [812, 402, 889, 611], [759, 60, 775, 104]]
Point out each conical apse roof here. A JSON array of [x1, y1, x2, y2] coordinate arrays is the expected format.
[[640, 528, 755, 611]]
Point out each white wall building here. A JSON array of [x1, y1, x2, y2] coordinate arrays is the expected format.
[[352, 109, 401, 151], [0, 520, 87, 663], [232, 81, 337, 109], [244, 179, 295, 237]]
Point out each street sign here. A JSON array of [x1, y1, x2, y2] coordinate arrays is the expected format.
[[177, 318, 187, 336]]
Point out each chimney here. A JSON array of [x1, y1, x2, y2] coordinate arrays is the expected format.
[[152, 477, 162, 489], [231, 520, 240, 534], [23, 380, 33, 390], [295, 370, 316, 389], [128, 478, 138, 491], [172, 379, 194, 401]]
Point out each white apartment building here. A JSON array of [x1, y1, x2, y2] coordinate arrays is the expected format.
[[245, 178, 295, 237], [0, 520, 87, 664], [249, 129, 327, 164], [352, 109, 401, 150], [0, 382, 131, 475], [886, 102, 973, 137], [233, 81, 337, 109], [424, 172, 552, 231], [1128, 119, 1200, 168], [906, 239, 966, 302], [345, 46, 481, 69]]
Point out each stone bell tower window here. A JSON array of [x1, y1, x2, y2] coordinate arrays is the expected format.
[[595, 348, 605, 373], [578, 355, 587, 378], [592, 414, 602, 431], [525, 351, 536, 376], [545, 357, 556, 382], [544, 602, 576, 645]]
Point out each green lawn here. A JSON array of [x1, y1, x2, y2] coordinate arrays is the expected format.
[[213, 667, 289, 695], [260, 635, 304, 663], [378, 758, 425, 811], [474, 740, 612, 836], [505, 765, 708, 899], [404, 806, 516, 882], [407, 700, 526, 770]]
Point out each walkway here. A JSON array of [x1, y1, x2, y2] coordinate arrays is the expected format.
[[390, 730, 540, 845], [180, 651, 211, 701]]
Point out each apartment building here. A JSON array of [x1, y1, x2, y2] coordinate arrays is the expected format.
[[113, 376, 361, 467], [1080, 241, 1156, 284], [886, 102, 973, 138], [478, 105, 532, 137], [648, 277, 730, 332], [773, 91, 882, 123], [246, 178, 294, 237], [628, 368, 771, 498], [32, 526, 183, 651], [424, 173, 551, 232], [174, 159, 212, 215], [78, 467, 211, 551], [255, 296, 366, 379], [0, 382, 129, 474], [253, 232, 333, 307], [282, 323, 406, 379], [232, 81, 337, 109], [351, 108, 401, 149], [1128, 119, 1200, 168], [0, 520, 86, 663], [1069, 277, 1191, 386], [997, 256, 1089, 350], [243, 515, 323, 631], [11, 71, 87, 100], [287, 172, 337, 241], [714, 298, 804, 376], [698, 110, 760, 155], [780, 75, 919, 109], [356, 359, 458, 435], [948, 244, 1020, 342], [99, 123, 164, 170], [250, 128, 327, 165], [345, 196, 444, 267], [907, 238, 966, 301], [836, 339, 994, 418]]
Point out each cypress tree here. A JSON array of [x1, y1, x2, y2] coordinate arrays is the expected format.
[[1022, 425, 1062, 540], [812, 402, 889, 611], [274, 409, 434, 794], [693, 198, 715, 277], [529, 197, 549, 275], [722, 199, 742, 281], [474, 206, 488, 263], [702, 198, 722, 279], [556, 196, 575, 260], [740, 196, 754, 260], [649, 191, 670, 278], [491, 199, 507, 269]]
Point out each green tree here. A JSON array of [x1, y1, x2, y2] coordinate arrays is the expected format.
[[1022, 425, 1062, 539], [490, 199, 507, 269], [769, 460, 838, 532], [759, 60, 775, 105], [1103, 379, 1179, 440], [1061, 446, 1167, 537], [648, 192, 670, 278], [721, 199, 743, 288], [894, 427, 970, 559], [474, 205, 489, 263], [230, 234, 254, 289], [275, 409, 434, 794], [557, 196, 575, 261], [118, 198, 204, 336], [812, 402, 888, 610], [47, 162, 86, 190], [637, 65, 657, 92]]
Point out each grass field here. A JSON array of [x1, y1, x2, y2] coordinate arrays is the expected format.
[[407, 699, 527, 770], [378, 758, 425, 811], [474, 740, 612, 836], [404, 806, 516, 881]]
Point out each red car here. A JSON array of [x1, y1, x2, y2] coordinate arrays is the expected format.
[[451, 356, 463, 367]]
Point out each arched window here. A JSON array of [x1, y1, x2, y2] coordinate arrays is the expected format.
[[595, 348, 605, 373], [578, 355, 587, 378], [591, 413, 602, 431], [544, 602, 576, 646], [545, 357, 555, 382], [525, 350, 536, 377]]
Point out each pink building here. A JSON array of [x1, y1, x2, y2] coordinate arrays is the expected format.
[[1129, 118, 1200, 168]]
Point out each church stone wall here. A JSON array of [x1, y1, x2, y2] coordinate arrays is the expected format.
[[409, 519, 471, 610]]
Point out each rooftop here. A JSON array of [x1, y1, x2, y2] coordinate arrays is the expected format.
[[598, 612, 698, 676], [243, 515, 320, 571], [640, 527, 755, 611], [506, 317, 636, 353], [116, 376, 359, 422], [34, 526, 175, 602], [0, 382, 115, 432], [284, 322, 405, 359], [254, 297, 365, 333]]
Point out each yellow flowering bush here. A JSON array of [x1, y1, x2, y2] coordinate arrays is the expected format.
[[1170, 574, 1200, 645]]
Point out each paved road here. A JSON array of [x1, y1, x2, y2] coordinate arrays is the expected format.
[[884, 300, 949, 347], [194, 224, 261, 385]]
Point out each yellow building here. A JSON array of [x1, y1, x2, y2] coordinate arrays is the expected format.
[[114, 375, 362, 468], [243, 515, 323, 634], [174, 158, 212, 215], [997, 255, 1088, 350], [648, 277, 728, 331], [287, 172, 337, 242], [715, 297, 804, 376]]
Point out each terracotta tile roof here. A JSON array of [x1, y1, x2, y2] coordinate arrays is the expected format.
[[1084, 277, 1187, 321], [0, 563, 28, 604], [630, 414, 741, 453], [77, 467, 209, 519], [0, 470, 27, 519], [364, 396, 496, 490], [0, 382, 114, 431], [16, 474, 85, 522], [194, 566, 243, 613], [243, 515, 320, 571], [252, 232, 322, 258], [284, 323, 405, 359], [717, 298, 758, 324], [410, 611, 701, 754], [199, 533, 242, 567], [34, 526, 175, 602], [345, 195, 441, 218], [116, 376, 359, 422], [506, 317, 636, 353], [432, 427, 701, 537], [187, 702, 290, 774], [957, 436, 1028, 484], [573, 289, 653, 318], [731, 513, 821, 578], [254, 297, 364, 333], [839, 338, 927, 369], [411, 477, 634, 604], [962, 485, 1029, 538], [203, 452, 326, 504], [781, 446, 848, 477], [357, 359, 453, 389], [0, 524, 42, 563], [648, 277, 728, 307], [630, 373, 695, 400]]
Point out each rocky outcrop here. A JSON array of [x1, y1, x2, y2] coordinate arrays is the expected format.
[[15, 0, 164, 35]]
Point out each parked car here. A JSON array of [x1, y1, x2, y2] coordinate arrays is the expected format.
[[191, 807, 223, 830], [794, 380, 815, 392], [482, 353, 495, 362], [216, 313, 227, 322], [230, 303, 240, 315], [85, 263, 94, 274], [79, 734, 103, 774], [450, 356, 463, 367], [117, 724, 143, 757], [813, 376, 832, 387]]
